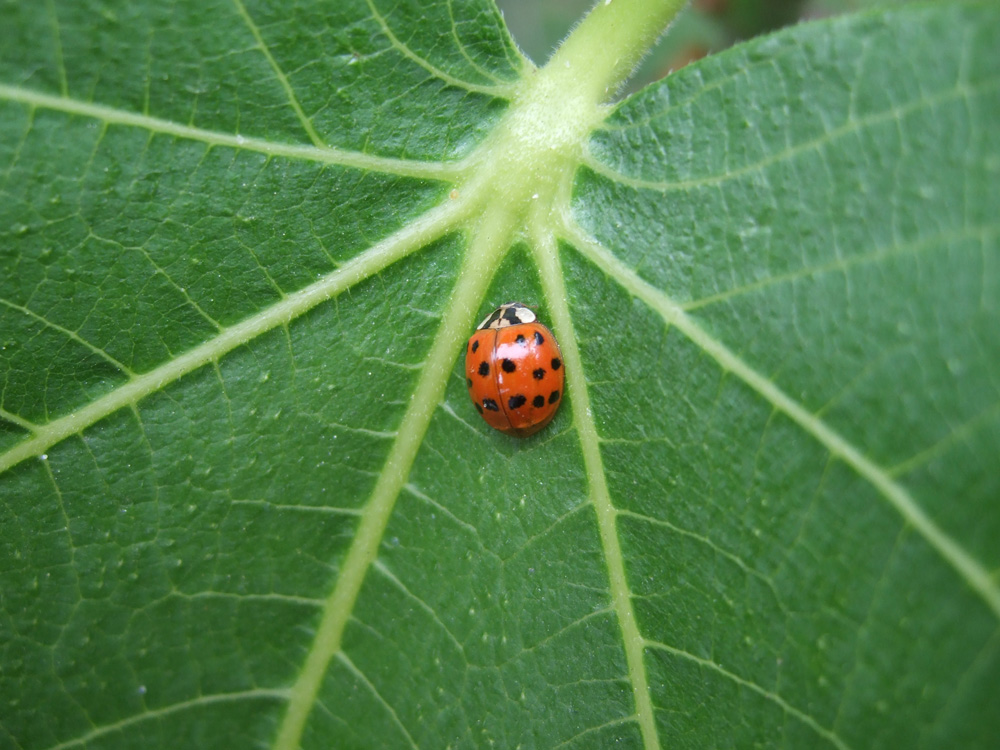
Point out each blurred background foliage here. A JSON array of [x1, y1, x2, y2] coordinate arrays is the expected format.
[[496, 0, 924, 92]]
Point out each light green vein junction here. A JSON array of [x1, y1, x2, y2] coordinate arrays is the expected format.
[[563, 219, 1000, 623]]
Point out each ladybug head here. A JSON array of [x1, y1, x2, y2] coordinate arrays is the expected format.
[[477, 302, 537, 330]]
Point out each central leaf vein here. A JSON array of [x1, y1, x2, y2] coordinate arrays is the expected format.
[[271, 205, 513, 750], [531, 222, 661, 750]]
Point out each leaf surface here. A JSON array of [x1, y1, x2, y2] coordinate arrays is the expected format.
[[1, 1, 998, 748]]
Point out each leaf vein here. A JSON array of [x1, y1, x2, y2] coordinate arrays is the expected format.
[[0, 199, 468, 476], [270, 201, 512, 750], [445, 0, 507, 86], [0, 84, 463, 181], [585, 77, 1000, 193], [230, 0, 325, 147], [683, 223, 1000, 313], [372, 559, 468, 660], [38, 689, 290, 750], [363, 0, 513, 98], [0, 297, 133, 375], [563, 221, 1000, 622], [531, 223, 661, 750], [644, 640, 852, 750], [335, 652, 421, 749]]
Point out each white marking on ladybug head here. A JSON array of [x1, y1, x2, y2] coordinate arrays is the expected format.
[[477, 302, 537, 330]]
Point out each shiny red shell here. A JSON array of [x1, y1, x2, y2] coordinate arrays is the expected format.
[[465, 304, 564, 437]]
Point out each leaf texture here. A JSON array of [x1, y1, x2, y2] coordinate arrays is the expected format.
[[1, 1, 998, 748]]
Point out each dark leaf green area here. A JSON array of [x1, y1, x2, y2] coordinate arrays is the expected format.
[[2, 0, 999, 749], [0, 0, 519, 156], [568, 3, 1000, 747], [566, 249, 1000, 747], [0, 100, 446, 428], [581, 4, 1000, 565], [1, 237, 464, 747]]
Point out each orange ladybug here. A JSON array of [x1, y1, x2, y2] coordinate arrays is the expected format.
[[465, 302, 564, 437]]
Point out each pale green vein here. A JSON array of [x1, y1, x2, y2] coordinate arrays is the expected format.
[[563, 220, 1000, 621], [335, 652, 420, 750], [402, 482, 479, 536], [373, 559, 468, 658], [126, 238, 224, 331], [0, 199, 469, 476], [229, 499, 364, 516], [511, 500, 592, 553], [41, 454, 82, 602], [483, 0, 530, 75], [584, 77, 1000, 193], [179, 590, 325, 607], [550, 715, 637, 749], [0, 408, 36, 432], [887, 399, 1000, 478], [531, 221, 661, 750], [644, 641, 851, 750], [929, 625, 1000, 735], [508, 608, 614, 666], [271, 204, 514, 750], [230, 0, 324, 147], [444, 0, 506, 86], [40, 689, 290, 750], [363, 0, 513, 98], [616, 508, 786, 610], [683, 223, 1000, 312], [0, 84, 464, 181], [0, 297, 134, 375], [43, 0, 68, 97]]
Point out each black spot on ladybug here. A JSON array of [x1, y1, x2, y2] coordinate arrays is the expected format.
[[508, 394, 526, 409], [551, 357, 561, 370], [533, 331, 544, 345], [501, 359, 516, 373], [483, 398, 499, 412], [515, 334, 526, 345], [478, 361, 490, 376], [533, 368, 545, 380], [471, 340, 479, 353], [501, 307, 522, 326], [466, 378, 472, 388], [532, 395, 545, 408], [475, 403, 483, 414], [549, 390, 560, 404]]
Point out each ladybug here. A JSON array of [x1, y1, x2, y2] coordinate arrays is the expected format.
[[465, 302, 564, 437]]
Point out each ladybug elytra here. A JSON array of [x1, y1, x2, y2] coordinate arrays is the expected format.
[[465, 302, 564, 437]]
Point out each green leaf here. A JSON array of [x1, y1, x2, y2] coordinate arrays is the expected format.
[[2, 0, 998, 748]]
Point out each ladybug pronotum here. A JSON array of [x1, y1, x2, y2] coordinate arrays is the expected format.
[[465, 302, 564, 437]]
